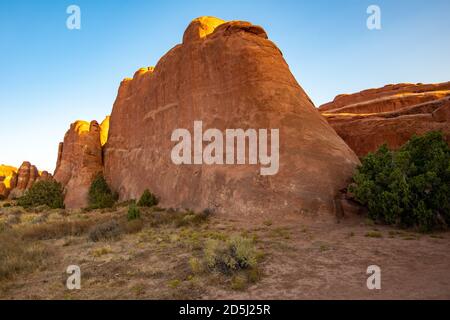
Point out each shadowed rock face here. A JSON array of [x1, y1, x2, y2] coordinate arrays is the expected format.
[[54, 119, 109, 209], [104, 17, 359, 218], [319, 82, 450, 157]]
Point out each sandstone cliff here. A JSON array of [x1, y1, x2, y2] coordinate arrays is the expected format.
[[53, 118, 109, 209], [103, 17, 359, 218], [319, 82, 450, 157]]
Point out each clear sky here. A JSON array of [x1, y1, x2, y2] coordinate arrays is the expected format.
[[1, 0, 450, 172]]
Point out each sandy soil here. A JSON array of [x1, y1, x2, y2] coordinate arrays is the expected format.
[[0, 206, 449, 300]]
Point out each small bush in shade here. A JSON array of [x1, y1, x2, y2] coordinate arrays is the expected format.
[[137, 189, 158, 207], [88, 220, 121, 242], [127, 203, 141, 221], [18, 181, 64, 209], [88, 174, 117, 209]]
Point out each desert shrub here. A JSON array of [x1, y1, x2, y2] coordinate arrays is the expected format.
[[0, 230, 51, 281], [17, 180, 64, 209], [3, 203, 12, 208], [127, 203, 141, 221], [121, 218, 144, 234], [204, 236, 258, 274], [137, 189, 158, 207], [193, 235, 263, 290], [88, 174, 116, 209], [88, 220, 121, 242], [350, 131, 450, 231]]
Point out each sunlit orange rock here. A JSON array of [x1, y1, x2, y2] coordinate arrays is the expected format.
[[54, 118, 109, 208], [319, 82, 450, 157], [104, 17, 359, 218]]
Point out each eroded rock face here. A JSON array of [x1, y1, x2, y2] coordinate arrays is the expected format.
[[3, 162, 50, 199], [319, 82, 450, 157], [54, 118, 108, 209], [104, 17, 359, 218]]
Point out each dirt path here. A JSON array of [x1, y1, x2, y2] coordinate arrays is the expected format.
[[205, 216, 450, 299]]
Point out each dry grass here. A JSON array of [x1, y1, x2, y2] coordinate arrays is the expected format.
[[20, 218, 99, 240], [0, 230, 52, 282]]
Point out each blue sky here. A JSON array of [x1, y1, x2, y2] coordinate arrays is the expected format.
[[1, 0, 449, 172]]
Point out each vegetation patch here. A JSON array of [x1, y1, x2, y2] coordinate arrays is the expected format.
[[190, 235, 264, 290], [21, 218, 99, 240], [350, 131, 450, 232], [18, 181, 64, 209], [88, 174, 117, 209], [127, 203, 141, 221], [88, 220, 121, 242], [0, 230, 52, 282], [137, 189, 158, 207]]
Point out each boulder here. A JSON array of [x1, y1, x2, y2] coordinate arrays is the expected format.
[[104, 17, 359, 218]]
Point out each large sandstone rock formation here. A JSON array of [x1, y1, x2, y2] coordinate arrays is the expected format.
[[1, 162, 52, 199], [53, 118, 109, 209], [103, 17, 359, 217], [319, 82, 450, 157]]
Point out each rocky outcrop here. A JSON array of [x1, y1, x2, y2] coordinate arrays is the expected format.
[[319, 82, 450, 157], [53, 118, 109, 209], [1, 162, 51, 199], [103, 17, 359, 218], [0, 165, 17, 199]]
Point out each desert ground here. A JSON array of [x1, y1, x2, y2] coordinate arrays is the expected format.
[[0, 202, 449, 300]]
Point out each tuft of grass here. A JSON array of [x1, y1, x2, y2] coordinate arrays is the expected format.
[[168, 279, 181, 289], [231, 274, 247, 291], [189, 257, 204, 274], [91, 246, 112, 257], [365, 231, 383, 238]]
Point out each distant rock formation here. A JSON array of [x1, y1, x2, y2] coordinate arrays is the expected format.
[[0, 162, 52, 199], [103, 16, 359, 217], [319, 82, 450, 157], [0, 165, 16, 199], [53, 118, 109, 209]]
